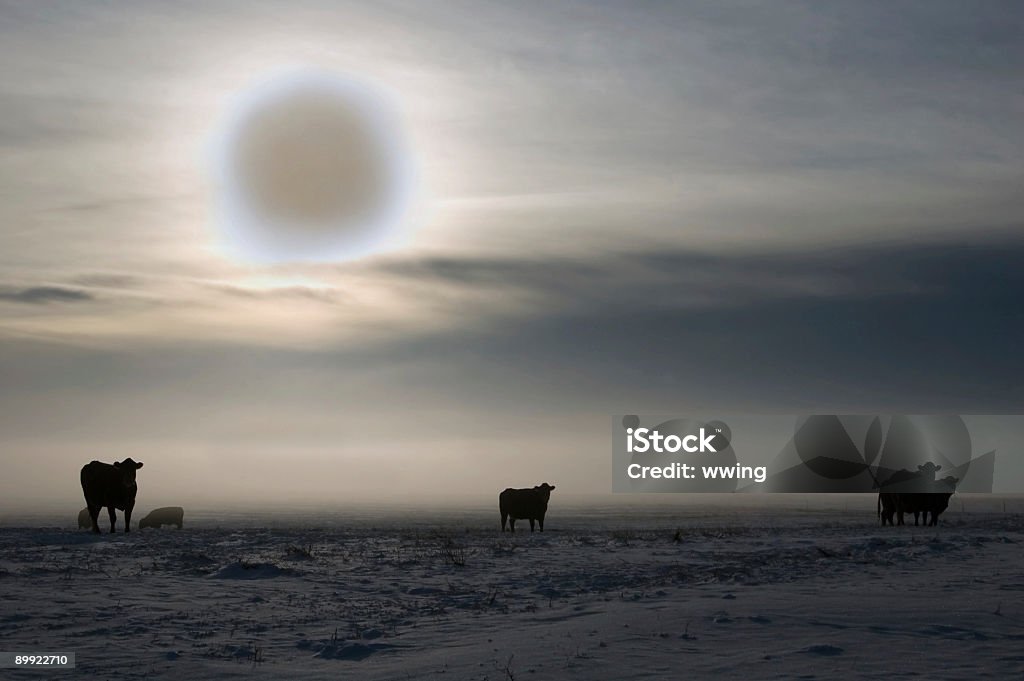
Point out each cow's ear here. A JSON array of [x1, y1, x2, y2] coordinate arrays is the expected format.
[[935, 465, 941, 471], [113, 461, 121, 468], [135, 462, 144, 469], [549, 485, 556, 490]]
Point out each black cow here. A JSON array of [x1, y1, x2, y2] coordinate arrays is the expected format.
[[500, 483, 555, 533], [877, 494, 898, 526], [877, 469, 957, 527], [77, 507, 92, 529], [897, 493, 954, 527], [139, 506, 184, 529], [80, 458, 144, 534], [897, 476, 958, 526], [878, 468, 922, 526]]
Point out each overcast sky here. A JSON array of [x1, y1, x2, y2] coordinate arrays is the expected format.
[[1, 1, 1023, 508]]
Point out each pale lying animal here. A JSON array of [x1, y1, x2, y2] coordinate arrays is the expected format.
[[138, 506, 184, 529]]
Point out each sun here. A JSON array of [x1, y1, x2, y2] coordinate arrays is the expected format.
[[211, 68, 415, 264]]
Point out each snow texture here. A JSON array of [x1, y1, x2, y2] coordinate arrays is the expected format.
[[1, 502, 1022, 679]]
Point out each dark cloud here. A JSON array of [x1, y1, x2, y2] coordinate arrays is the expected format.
[[4, 236, 1021, 417], [350, 236, 1024, 411], [0, 286, 93, 304], [367, 236, 978, 316]]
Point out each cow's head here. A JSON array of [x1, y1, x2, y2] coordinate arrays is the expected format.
[[113, 458, 144, 487], [535, 482, 555, 499], [917, 462, 941, 476]]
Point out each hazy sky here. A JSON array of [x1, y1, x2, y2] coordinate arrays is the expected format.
[[1, 1, 1023, 508]]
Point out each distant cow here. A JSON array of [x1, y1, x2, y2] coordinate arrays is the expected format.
[[77, 507, 92, 529], [878, 468, 921, 526], [877, 468, 957, 527], [897, 476, 958, 526], [139, 506, 184, 529], [877, 494, 898, 526], [500, 483, 556, 533], [80, 458, 144, 534]]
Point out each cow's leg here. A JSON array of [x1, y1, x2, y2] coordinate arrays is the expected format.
[[529, 518, 535, 532], [913, 511, 920, 526], [538, 514, 544, 532], [509, 518, 516, 533], [88, 504, 102, 535], [500, 511, 508, 532], [896, 511, 904, 526], [107, 506, 117, 534], [124, 504, 133, 534]]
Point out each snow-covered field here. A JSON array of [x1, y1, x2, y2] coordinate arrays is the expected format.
[[1, 501, 1023, 680]]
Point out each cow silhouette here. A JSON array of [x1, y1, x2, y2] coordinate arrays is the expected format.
[[500, 483, 555, 533], [877, 466, 957, 527], [80, 458, 144, 534], [139, 507, 184, 529]]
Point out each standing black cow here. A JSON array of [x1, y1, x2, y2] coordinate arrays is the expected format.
[[80, 459, 144, 534], [878, 470, 957, 527], [878, 493, 898, 526], [500, 483, 555, 533], [878, 468, 921, 526], [897, 476, 958, 526]]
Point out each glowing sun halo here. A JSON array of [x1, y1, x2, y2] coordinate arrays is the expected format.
[[211, 69, 415, 263]]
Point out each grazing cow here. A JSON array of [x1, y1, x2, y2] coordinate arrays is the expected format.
[[77, 507, 92, 529], [80, 458, 144, 534], [500, 483, 555, 533], [139, 506, 184, 530]]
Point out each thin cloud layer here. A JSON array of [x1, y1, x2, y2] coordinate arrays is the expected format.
[[0, 286, 93, 304]]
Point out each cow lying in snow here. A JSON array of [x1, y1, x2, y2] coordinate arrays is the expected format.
[[500, 483, 555, 533], [139, 506, 184, 529], [80, 458, 144, 534]]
